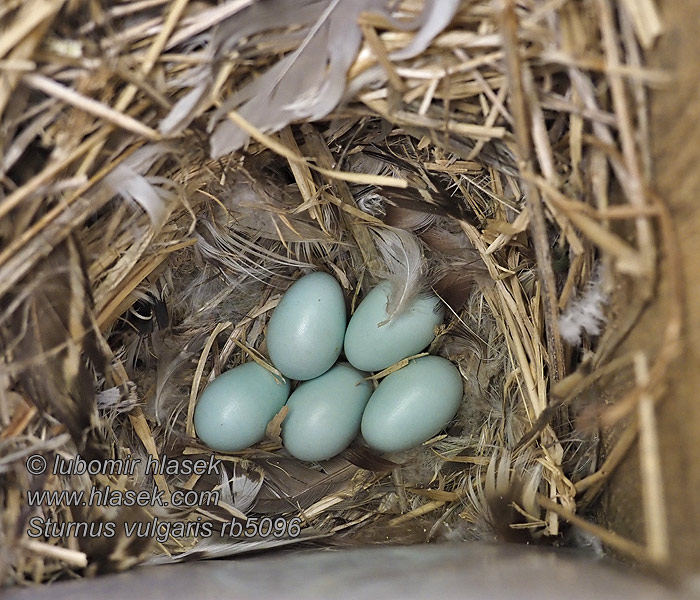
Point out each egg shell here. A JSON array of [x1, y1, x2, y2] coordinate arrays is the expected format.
[[194, 361, 290, 452], [361, 355, 463, 453], [344, 281, 445, 372], [267, 272, 346, 380], [282, 363, 373, 462]]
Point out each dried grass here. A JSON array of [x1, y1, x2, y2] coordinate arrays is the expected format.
[[0, 0, 680, 586]]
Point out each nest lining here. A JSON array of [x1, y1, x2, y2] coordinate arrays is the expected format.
[[0, 0, 677, 585]]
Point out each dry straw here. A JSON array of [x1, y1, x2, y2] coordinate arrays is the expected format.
[[0, 0, 680, 585]]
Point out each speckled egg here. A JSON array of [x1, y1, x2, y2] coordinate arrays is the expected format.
[[361, 356, 463, 453], [282, 363, 373, 461], [267, 272, 346, 380], [194, 361, 290, 452], [344, 281, 444, 372]]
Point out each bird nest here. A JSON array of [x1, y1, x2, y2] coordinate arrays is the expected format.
[[0, 0, 679, 586]]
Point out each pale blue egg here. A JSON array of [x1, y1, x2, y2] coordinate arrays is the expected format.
[[194, 361, 290, 452], [282, 363, 373, 461], [361, 356, 463, 453], [267, 272, 346, 380], [344, 281, 444, 372]]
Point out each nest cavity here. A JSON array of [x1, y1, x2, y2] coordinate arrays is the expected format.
[[0, 0, 671, 584]]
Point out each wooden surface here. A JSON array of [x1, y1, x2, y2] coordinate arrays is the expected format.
[[601, 0, 700, 574], [4, 544, 697, 600]]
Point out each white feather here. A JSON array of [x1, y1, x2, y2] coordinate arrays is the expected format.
[[217, 461, 264, 514], [160, 0, 322, 135], [559, 267, 608, 345], [159, 0, 458, 152], [96, 383, 138, 414], [103, 143, 178, 230], [371, 227, 427, 326]]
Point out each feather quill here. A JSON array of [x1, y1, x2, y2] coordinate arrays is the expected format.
[[370, 227, 427, 326]]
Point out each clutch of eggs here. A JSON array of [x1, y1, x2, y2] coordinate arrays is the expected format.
[[194, 272, 463, 460]]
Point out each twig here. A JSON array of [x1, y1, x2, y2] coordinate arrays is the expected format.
[[21, 540, 88, 569], [500, 0, 565, 382], [635, 352, 670, 563], [22, 73, 161, 140], [537, 495, 651, 563]]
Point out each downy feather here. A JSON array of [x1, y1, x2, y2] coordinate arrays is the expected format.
[[196, 219, 315, 285], [370, 226, 427, 326], [559, 267, 607, 345], [153, 337, 202, 426]]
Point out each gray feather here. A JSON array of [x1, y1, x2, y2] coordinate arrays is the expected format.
[[209, 0, 387, 157]]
